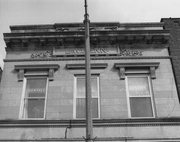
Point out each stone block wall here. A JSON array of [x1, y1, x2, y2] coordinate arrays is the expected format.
[[0, 53, 179, 119]]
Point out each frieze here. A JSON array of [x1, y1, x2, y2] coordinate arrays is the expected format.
[[65, 48, 109, 55], [30, 48, 143, 58], [31, 51, 52, 58], [53, 47, 143, 56]]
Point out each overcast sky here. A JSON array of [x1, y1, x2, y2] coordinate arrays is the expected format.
[[0, 0, 180, 68]]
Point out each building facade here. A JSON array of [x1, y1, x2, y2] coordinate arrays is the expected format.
[[0, 18, 180, 141]]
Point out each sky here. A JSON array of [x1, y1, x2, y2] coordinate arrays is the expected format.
[[0, 0, 180, 68]]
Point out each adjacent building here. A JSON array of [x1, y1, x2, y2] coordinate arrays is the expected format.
[[0, 67, 2, 83], [0, 18, 180, 141]]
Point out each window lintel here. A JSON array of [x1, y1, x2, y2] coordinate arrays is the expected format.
[[114, 62, 160, 79], [14, 64, 59, 81], [114, 62, 159, 68], [66, 63, 108, 70], [15, 64, 59, 70]]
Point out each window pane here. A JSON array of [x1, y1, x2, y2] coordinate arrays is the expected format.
[[130, 97, 153, 117], [24, 99, 45, 118], [128, 77, 150, 96], [77, 78, 85, 98], [91, 78, 98, 97], [92, 98, 98, 118], [25, 78, 47, 98], [76, 98, 85, 118], [76, 98, 98, 118], [77, 77, 98, 98]]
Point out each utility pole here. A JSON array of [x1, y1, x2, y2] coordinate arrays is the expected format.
[[84, 0, 93, 142]]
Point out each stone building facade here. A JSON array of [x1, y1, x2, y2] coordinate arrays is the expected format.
[[0, 18, 180, 141]]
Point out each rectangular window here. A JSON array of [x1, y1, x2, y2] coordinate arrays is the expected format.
[[74, 75, 100, 119], [126, 75, 155, 118], [20, 77, 48, 119]]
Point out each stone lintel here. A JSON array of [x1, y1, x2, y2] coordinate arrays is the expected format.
[[15, 64, 59, 81], [114, 62, 160, 79], [66, 63, 108, 69]]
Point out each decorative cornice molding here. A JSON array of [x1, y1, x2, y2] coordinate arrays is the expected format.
[[66, 63, 108, 69], [4, 56, 171, 62], [4, 30, 170, 38], [4, 30, 169, 49], [0, 137, 179, 141]]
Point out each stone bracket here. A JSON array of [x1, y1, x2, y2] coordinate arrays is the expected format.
[[14, 64, 59, 81], [114, 62, 160, 80]]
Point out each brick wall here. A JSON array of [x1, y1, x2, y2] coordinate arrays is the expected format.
[[0, 68, 2, 83], [162, 18, 180, 102]]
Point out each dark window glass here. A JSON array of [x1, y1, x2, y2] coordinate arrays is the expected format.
[[130, 97, 153, 117]]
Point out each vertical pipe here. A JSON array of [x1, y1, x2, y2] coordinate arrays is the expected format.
[[84, 0, 93, 141]]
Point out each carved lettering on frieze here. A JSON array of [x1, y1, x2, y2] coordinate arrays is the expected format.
[[31, 51, 52, 58], [119, 48, 142, 56], [65, 48, 109, 55], [53, 47, 143, 56]]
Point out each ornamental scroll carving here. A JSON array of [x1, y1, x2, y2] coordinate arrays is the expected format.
[[31, 51, 52, 58], [119, 48, 142, 56]]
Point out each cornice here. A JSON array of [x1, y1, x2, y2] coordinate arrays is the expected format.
[[43, 137, 180, 141], [4, 29, 170, 50], [4, 56, 171, 62], [0, 137, 179, 141], [9, 22, 164, 31], [4, 30, 170, 39]]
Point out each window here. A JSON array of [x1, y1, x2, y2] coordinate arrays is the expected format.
[[20, 77, 48, 119], [126, 75, 155, 118], [15, 64, 59, 119], [74, 75, 100, 119]]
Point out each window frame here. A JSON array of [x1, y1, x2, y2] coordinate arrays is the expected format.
[[73, 75, 100, 119], [125, 74, 155, 119], [19, 76, 48, 120]]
